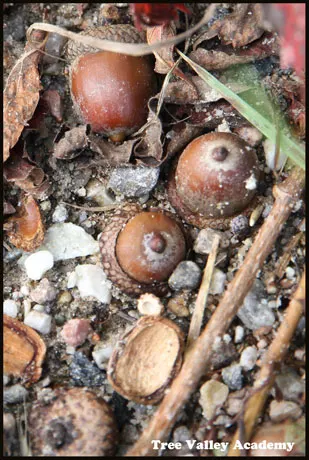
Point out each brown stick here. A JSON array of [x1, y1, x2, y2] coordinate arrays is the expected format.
[[228, 269, 305, 456], [126, 167, 305, 457]]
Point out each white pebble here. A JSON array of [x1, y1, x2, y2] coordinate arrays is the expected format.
[[24, 251, 54, 280], [20, 285, 30, 297], [245, 173, 257, 190], [223, 334, 232, 344], [67, 271, 77, 289], [209, 269, 226, 295], [24, 311, 52, 334], [234, 325, 244, 343], [23, 299, 32, 317], [240, 346, 258, 370], [33, 304, 45, 313], [75, 264, 112, 303], [199, 380, 229, 420], [52, 204, 68, 223], [285, 266, 295, 279], [92, 346, 114, 369], [3, 299, 19, 318], [76, 187, 86, 197]]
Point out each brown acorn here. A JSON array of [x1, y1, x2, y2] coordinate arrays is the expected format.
[[100, 203, 188, 297], [167, 132, 261, 230]]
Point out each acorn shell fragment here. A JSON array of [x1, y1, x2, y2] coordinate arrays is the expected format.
[[108, 316, 184, 404]]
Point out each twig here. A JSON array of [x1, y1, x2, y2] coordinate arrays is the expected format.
[[228, 269, 305, 457], [186, 235, 220, 350], [60, 201, 118, 212], [126, 166, 305, 457]]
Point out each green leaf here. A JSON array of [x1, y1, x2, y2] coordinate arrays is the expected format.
[[177, 50, 305, 170]]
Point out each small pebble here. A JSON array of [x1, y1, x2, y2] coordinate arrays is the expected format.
[[209, 269, 226, 295], [4, 384, 28, 404], [269, 400, 302, 422], [285, 266, 295, 279], [40, 200, 51, 212], [223, 334, 232, 344], [167, 294, 190, 317], [230, 215, 249, 235], [92, 344, 114, 370], [257, 339, 268, 349], [168, 261, 202, 291], [57, 291, 73, 305], [20, 285, 30, 297], [108, 165, 160, 197], [199, 380, 229, 420], [24, 310, 52, 334], [240, 346, 258, 371], [60, 318, 91, 347], [3, 299, 19, 318], [30, 278, 57, 304], [52, 203, 68, 223], [237, 280, 275, 330], [275, 370, 305, 402], [222, 364, 243, 390], [137, 293, 164, 316], [193, 228, 223, 255], [75, 264, 112, 303], [76, 187, 87, 197], [33, 304, 45, 313], [234, 325, 245, 343], [70, 352, 105, 387], [24, 251, 54, 280], [86, 179, 116, 206], [3, 375, 10, 386], [67, 271, 77, 289]]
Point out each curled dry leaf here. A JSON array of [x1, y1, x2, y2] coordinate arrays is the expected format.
[[53, 125, 88, 160], [4, 314, 46, 386], [3, 33, 46, 163], [165, 123, 204, 160], [3, 200, 16, 216], [88, 134, 136, 166], [189, 32, 279, 71], [147, 23, 177, 74], [108, 316, 185, 404], [194, 3, 264, 49], [4, 142, 51, 198], [4, 194, 45, 252], [41, 89, 63, 123]]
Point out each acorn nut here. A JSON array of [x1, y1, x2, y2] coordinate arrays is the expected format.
[[167, 132, 261, 230], [29, 388, 118, 456], [100, 203, 188, 297], [67, 25, 156, 142], [107, 316, 184, 404]]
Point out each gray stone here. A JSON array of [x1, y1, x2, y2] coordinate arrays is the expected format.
[[4, 384, 28, 404], [240, 346, 258, 371], [30, 278, 57, 304], [70, 352, 105, 387], [52, 203, 68, 223], [230, 215, 249, 235], [275, 369, 305, 402], [237, 280, 275, 330], [193, 228, 224, 255], [222, 364, 243, 390], [108, 166, 160, 197], [269, 400, 302, 423], [168, 261, 202, 291]]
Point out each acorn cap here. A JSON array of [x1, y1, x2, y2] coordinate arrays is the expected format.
[[108, 316, 184, 404]]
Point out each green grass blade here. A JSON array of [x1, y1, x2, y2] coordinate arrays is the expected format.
[[177, 50, 305, 170]]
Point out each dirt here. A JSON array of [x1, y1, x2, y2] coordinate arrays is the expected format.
[[3, 3, 305, 457]]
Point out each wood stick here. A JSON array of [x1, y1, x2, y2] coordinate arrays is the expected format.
[[126, 167, 305, 457], [228, 269, 305, 456], [187, 235, 220, 350]]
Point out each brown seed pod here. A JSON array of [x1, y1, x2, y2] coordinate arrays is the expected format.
[[67, 25, 156, 142], [100, 203, 188, 297], [167, 132, 261, 230], [29, 387, 118, 456], [108, 316, 184, 404], [4, 314, 46, 386]]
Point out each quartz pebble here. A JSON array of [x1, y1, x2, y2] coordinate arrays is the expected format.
[[193, 228, 223, 254], [30, 278, 57, 304], [92, 344, 114, 370], [240, 346, 258, 371], [237, 280, 275, 330], [167, 294, 190, 317], [108, 166, 160, 197], [3, 299, 19, 318], [24, 310, 52, 334], [209, 269, 226, 295], [25, 251, 54, 280], [234, 325, 245, 343], [199, 380, 229, 420], [4, 384, 28, 404], [74, 264, 112, 303], [70, 352, 105, 387], [269, 400, 302, 422], [137, 293, 164, 316], [52, 203, 68, 223], [33, 304, 45, 313], [61, 319, 91, 347], [275, 370, 305, 402], [222, 364, 243, 390], [168, 261, 202, 291], [41, 223, 99, 261]]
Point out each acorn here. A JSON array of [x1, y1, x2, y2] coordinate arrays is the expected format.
[[100, 203, 188, 297], [167, 132, 261, 230], [67, 25, 156, 142], [29, 387, 118, 456]]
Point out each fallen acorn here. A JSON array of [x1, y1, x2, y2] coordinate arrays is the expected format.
[[107, 315, 185, 404], [4, 314, 46, 386], [29, 387, 118, 456]]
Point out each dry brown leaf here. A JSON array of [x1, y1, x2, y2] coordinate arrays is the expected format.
[[40, 89, 63, 123], [3, 33, 47, 162], [3, 200, 16, 216], [4, 194, 45, 252], [88, 134, 136, 167], [53, 125, 89, 159], [147, 23, 177, 74], [4, 314, 46, 386]]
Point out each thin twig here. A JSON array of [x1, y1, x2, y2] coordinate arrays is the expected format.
[[126, 167, 305, 457], [186, 235, 220, 350], [228, 269, 305, 456], [60, 201, 118, 212]]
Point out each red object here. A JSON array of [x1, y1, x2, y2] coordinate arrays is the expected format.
[[130, 3, 190, 29]]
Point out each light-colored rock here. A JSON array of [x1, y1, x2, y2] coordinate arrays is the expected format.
[[52, 203, 68, 223], [3, 299, 19, 318], [24, 310, 52, 334], [234, 325, 245, 343], [30, 278, 57, 304], [33, 304, 46, 313], [193, 228, 223, 255], [4, 384, 28, 404], [92, 344, 114, 370], [137, 293, 164, 316], [237, 279, 275, 330], [75, 264, 112, 303], [168, 261, 202, 291], [240, 346, 258, 371], [86, 178, 116, 206], [108, 165, 160, 197], [60, 318, 91, 347], [275, 370, 305, 402], [167, 294, 190, 317], [199, 380, 229, 420], [269, 400, 302, 422], [209, 268, 226, 295], [41, 223, 99, 261], [24, 250, 54, 280], [222, 364, 243, 390]]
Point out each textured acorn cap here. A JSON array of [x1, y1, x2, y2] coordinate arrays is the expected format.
[[108, 316, 184, 404]]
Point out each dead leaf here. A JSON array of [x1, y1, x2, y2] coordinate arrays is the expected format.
[[54, 125, 89, 159], [3, 33, 47, 162], [88, 134, 136, 166], [3, 200, 16, 216], [4, 314, 46, 386], [4, 194, 45, 252], [189, 32, 279, 70], [41, 89, 63, 122], [147, 23, 177, 74]]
